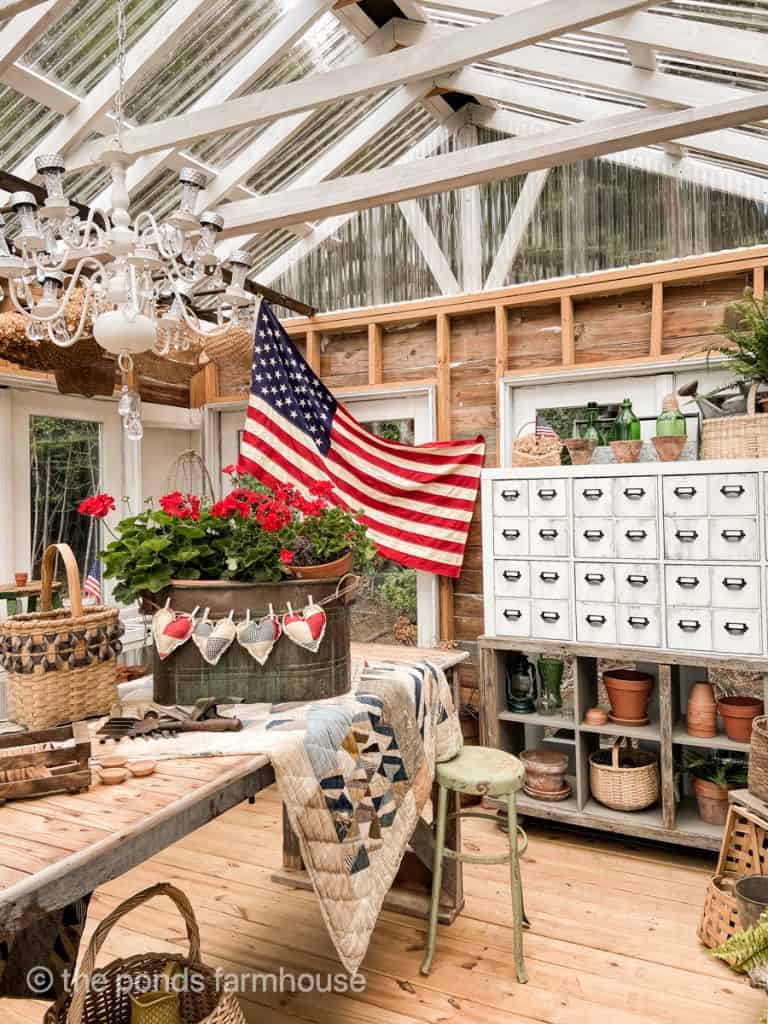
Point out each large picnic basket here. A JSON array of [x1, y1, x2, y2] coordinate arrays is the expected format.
[[0, 543, 122, 729], [45, 883, 246, 1024]]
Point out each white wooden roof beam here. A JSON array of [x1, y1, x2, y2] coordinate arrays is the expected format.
[[0, 0, 74, 75], [0, 0, 52, 15], [484, 167, 550, 290], [217, 89, 768, 236], [1, 61, 79, 114], [65, 0, 657, 165]]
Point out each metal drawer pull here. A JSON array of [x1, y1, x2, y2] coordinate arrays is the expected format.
[[623, 487, 646, 499], [723, 577, 747, 590], [678, 619, 702, 633], [503, 608, 522, 620], [627, 574, 648, 586], [720, 484, 745, 498], [539, 571, 560, 582], [502, 569, 522, 581], [676, 576, 700, 589], [675, 529, 698, 541], [628, 616, 650, 628], [582, 488, 603, 500], [585, 572, 605, 584], [537, 488, 557, 500], [721, 529, 746, 541], [586, 614, 607, 626], [625, 529, 647, 541], [540, 611, 560, 623], [673, 485, 697, 498], [502, 528, 521, 540], [584, 529, 604, 541], [724, 622, 749, 635], [501, 489, 520, 500], [538, 528, 558, 540]]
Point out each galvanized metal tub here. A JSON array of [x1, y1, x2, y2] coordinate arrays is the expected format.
[[152, 578, 352, 705]]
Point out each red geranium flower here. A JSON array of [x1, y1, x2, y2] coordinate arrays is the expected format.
[[160, 492, 201, 521], [279, 548, 294, 564], [309, 481, 334, 498], [222, 464, 236, 475], [78, 493, 116, 519], [255, 498, 292, 533]]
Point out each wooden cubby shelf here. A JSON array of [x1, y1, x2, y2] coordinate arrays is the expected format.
[[480, 635, 768, 851]]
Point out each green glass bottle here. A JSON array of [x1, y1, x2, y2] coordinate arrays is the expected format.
[[656, 393, 687, 437], [582, 402, 606, 445], [615, 397, 641, 441]]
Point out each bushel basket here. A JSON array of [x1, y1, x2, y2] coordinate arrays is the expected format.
[[589, 736, 659, 812], [701, 383, 768, 459], [0, 543, 122, 729], [45, 883, 246, 1024]]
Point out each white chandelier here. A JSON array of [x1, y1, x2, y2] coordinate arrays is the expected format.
[[0, 0, 258, 439]]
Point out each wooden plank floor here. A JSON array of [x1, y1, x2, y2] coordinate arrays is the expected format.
[[5, 785, 764, 1024]]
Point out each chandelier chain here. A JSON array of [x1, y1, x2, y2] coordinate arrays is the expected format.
[[114, 0, 127, 148]]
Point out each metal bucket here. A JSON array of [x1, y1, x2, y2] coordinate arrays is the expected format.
[[735, 875, 768, 929], [152, 578, 353, 705]]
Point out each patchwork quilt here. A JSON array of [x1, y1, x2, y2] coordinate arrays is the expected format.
[[266, 659, 462, 974]]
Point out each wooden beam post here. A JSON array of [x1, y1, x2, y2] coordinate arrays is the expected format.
[[495, 304, 508, 466], [436, 311, 455, 643], [306, 328, 321, 375], [368, 323, 383, 385], [754, 265, 765, 301], [560, 295, 575, 366], [649, 280, 664, 357], [189, 362, 219, 408]]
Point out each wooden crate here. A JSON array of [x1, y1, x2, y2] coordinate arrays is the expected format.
[[0, 721, 91, 804]]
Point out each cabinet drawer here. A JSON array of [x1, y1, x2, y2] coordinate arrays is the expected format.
[[494, 560, 530, 598], [664, 518, 708, 560], [530, 518, 569, 558], [576, 602, 616, 645], [492, 480, 528, 516], [574, 479, 613, 517], [711, 565, 761, 610], [530, 479, 568, 518], [712, 610, 762, 656], [494, 598, 531, 638], [665, 564, 710, 608], [532, 599, 570, 641], [664, 476, 707, 517], [615, 518, 658, 560], [709, 474, 757, 517], [575, 518, 614, 559], [616, 563, 660, 606], [709, 518, 759, 561], [614, 477, 656, 517], [667, 608, 712, 652], [494, 518, 530, 557], [618, 606, 662, 648], [576, 562, 615, 603], [531, 560, 571, 600]]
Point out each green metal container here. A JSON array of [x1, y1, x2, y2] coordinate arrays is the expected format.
[[152, 578, 352, 705]]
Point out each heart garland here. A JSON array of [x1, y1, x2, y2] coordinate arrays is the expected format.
[[152, 600, 199, 660], [192, 610, 237, 666], [283, 598, 327, 654], [237, 605, 282, 666]]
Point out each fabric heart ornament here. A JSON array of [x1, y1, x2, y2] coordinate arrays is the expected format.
[[283, 598, 326, 654], [152, 601, 198, 660], [193, 610, 237, 666], [237, 605, 281, 666]]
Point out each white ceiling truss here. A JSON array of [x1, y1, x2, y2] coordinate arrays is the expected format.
[[1, 0, 768, 303]]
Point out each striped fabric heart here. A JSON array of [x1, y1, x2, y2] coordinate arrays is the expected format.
[[283, 599, 326, 654], [152, 601, 197, 660], [237, 606, 281, 666], [193, 611, 237, 666]]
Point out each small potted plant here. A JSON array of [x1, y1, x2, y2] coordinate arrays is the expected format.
[[684, 751, 748, 826]]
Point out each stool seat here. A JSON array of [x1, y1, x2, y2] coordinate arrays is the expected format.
[[436, 745, 524, 797]]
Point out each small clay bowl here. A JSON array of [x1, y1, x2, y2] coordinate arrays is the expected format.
[[127, 760, 156, 778], [610, 439, 643, 464], [99, 756, 127, 770], [652, 435, 686, 462], [584, 707, 608, 726], [100, 767, 129, 786]]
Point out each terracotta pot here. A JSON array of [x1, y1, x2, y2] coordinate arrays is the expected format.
[[652, 435, 686, 462], [13, 572, 28, 587], [520, 749, 568, 794], [603, 669, 654, 722], [692, 776, 733, 826], [686, 681, 718, 738], [565, 438, 595, 465], [285, 550, 354, 580], [584, 707, 608, 726], [718, 696, 764, 743], [610, 439, 643, 464]]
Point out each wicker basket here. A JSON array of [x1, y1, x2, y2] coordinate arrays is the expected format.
[[0, 543, 122, 729], [698, 804, 768, 948], [512, 421, 563, 467], [701, 383, 768, 459], [45, 883, 246, 1024], [749, 717, 768, 803], [589, 736, 659, 812]]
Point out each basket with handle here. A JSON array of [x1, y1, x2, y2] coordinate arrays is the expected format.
[[589, 736, 659, 812], [748, 716, 768, 803], [700, 382, 768, 459], [511, 420, 563, 467], [0, 543, 122, 729], [45, 883, 246, 1024]]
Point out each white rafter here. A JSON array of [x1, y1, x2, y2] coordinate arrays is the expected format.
[[0, 0, 73, 76], [399, 199, 461, 294], [0, 0, 51, 15], [484, 168, 550, 290], [65, 0, 656, 165]]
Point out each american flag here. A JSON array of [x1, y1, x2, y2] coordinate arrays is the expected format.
[[535, 414, 557, 438], [83, 561, 102, 602], [237, 301, 485, 578]]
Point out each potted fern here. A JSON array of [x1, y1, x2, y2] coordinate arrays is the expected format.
[[684, 751, 748, 826]]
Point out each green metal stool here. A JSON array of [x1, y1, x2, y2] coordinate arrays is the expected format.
[[420, 745, 529, 982]]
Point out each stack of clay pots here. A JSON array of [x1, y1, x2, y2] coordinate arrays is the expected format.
[[686, 682, 718, 738]]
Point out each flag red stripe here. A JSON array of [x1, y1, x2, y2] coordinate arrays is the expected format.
[[374, 541, 462, 578], [334, 405, 485, 466]]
